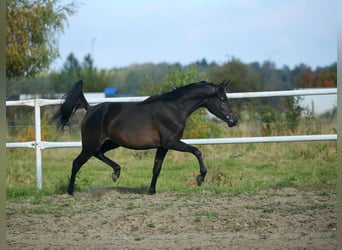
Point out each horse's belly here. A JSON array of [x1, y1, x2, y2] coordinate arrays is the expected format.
[[109, 126, 160, 149]]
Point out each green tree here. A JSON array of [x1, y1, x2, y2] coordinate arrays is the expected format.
[[209, 57, 261, 92], [6, 0, 77, 78], [80, 53, 112, 92], [51, 52, 81, 92], [63, 53, 81, 77], [51, 53, 115, 92], [142, 64, 207, 95], [82, 54, 94, 73]]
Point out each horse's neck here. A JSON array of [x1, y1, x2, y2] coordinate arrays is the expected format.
[[175, 95, 205, 117]]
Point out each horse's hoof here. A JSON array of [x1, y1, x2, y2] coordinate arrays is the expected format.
[[112, 172, 120, 182], [196, 175, 204, 186]]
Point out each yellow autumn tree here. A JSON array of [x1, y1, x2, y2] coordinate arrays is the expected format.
[[6, 0, 77, 79]]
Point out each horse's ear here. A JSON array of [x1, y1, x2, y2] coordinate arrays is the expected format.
[[219, 80, 230, 90]]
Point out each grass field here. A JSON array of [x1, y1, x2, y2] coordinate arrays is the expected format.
[[6, 109, 337, 198], [6, 139, 337, 198]]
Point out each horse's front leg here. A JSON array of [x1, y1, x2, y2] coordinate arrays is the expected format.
[[168, 141, 207, 186], [149, 147, 168, 195]]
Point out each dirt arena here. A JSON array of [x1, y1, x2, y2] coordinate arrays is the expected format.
[[6, 185, 336, 249]]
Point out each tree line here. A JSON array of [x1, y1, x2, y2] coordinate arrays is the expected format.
[[7, 52, 337, 98]]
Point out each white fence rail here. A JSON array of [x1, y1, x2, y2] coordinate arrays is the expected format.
[[6, 88, 337, 189]]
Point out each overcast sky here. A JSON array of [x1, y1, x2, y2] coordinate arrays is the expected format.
[[51, 0, 337, 70]]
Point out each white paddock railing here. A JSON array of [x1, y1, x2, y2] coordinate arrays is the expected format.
[[6, 88, 337, 189]]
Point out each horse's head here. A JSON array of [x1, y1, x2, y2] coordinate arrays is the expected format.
[[205, 81, 238, 128]]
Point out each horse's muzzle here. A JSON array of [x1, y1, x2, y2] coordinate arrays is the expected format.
[[226, 114, 238, 127]]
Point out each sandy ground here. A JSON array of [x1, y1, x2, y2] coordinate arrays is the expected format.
[[6, 186, 336, 249]]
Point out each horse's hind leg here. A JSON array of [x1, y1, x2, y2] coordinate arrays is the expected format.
[[94, 152, 121, 182], [149, 148, 168, 195], [68, 149, 92, 195], [94, 141, 121, 182]]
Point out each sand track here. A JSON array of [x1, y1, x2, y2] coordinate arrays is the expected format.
[[7, 186, 336, 249]]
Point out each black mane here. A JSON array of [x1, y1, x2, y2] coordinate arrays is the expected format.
[[142, 81, 215, 104]]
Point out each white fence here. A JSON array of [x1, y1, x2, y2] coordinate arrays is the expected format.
[[6, 88, 338, 189]]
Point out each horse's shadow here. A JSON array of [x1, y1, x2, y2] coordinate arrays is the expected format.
[[85, 186, 149, 197]]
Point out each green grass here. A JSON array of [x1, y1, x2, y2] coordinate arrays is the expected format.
[[194, 210, 219, 220], [6, 141, 337, 199]]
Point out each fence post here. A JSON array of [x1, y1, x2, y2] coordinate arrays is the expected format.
[[34, 98, 42, 189]]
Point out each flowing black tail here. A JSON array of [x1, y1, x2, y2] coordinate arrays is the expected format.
[[52, 80, 90, 130]]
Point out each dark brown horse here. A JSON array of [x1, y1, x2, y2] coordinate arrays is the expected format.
[[52, 80, 237, 195]]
